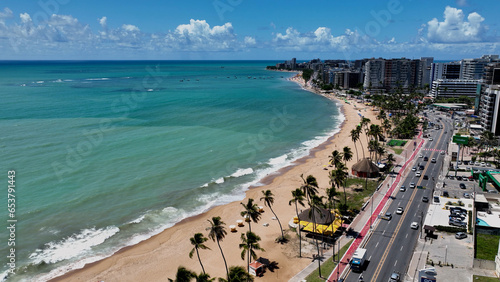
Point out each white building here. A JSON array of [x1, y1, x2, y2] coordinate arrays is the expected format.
[[430, 79, 480, 98]]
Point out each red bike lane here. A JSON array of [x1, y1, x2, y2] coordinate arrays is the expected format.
[[327, 131, 424, 282]]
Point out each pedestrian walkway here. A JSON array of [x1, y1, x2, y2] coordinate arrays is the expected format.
[[289, 132, 424, 282]]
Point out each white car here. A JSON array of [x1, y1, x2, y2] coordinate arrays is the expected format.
[[415, 172, 421, 177], [411, 222, 419, 229], [400, 186, 406, 192], [412, 167, 417, 171], [410, 182, 416, 188], [440, 151, 445, 155], [429, 137, 433, 141], [419, 154, 423, 158], [396, 207, 404, 214]]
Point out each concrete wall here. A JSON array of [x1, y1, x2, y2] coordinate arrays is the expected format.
[[474, 258, 497, 270]]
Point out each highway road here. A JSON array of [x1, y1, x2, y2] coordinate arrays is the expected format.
[[343, 111, 452, 282]]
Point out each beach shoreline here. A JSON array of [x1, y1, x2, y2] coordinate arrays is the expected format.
[[51, 74, 377, 282]]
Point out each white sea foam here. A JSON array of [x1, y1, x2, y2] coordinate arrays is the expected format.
[[230, 167, 254, 178], [36, 81, 44, 84], [128, 214, 146, 224], [215, 177, 225, 184], [85, 78, 110, 81], [28, 226, 119, 265]]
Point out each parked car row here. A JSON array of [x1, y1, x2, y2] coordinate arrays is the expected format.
[[449, 207, 467, 228]]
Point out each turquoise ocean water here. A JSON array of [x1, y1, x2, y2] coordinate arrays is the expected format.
[[0, 61, 342, 281]]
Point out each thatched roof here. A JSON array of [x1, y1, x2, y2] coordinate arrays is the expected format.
[[298, 207, 335, 225], [352, 158, 379, 173]]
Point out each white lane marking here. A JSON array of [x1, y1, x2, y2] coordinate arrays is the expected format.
[[400, 245, 404, 251], [394, 260, 398, 266], [369, 255, 372, 261], [406, 233, 408, 239], [375, 242, 379, 248]]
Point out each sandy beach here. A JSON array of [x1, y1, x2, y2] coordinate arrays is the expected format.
[[53, 76, 379, 282]]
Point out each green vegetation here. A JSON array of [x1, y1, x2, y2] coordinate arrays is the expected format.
[[302, 69, 314, 82], [392, 148, 404, 155], [476, 233, 500, 261], [387, 139, 407, 147], [433, 225, 465, 233], [472, 275, 500, 282], [435, 96, 475, 107], [305, 239, 354, 282], [337, 178, 377, 213]]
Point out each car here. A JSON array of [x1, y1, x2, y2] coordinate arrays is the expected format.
[[411, 222, 419, 229], [456, 176, 463, 181], [419, 154, 423, 158], [422, 196, 429, 202], [443, 191, 449, 197], [488, 189, 499, 194], [423, 175, 429, 180], [440, 151, 445, 155], [412, 167, 416, 171], [415, 172, 421, 177], [464, 160, 469, 165], [388, 272, 401, 282], [459, 183, 466, 189], [384, 212, 392, 220], [400, 185, 406, 192], [487, 162, 491, 167], [433, 196, 440, 203], [474, 161, 480, 166], [481, 162, 486, 167], [429, 137, 433, 141], [424, 157, 429, 161], [449, 220, 466, 227], [457, 160, 462, 165], [419, 165, 425, 170], [396, 207, 404, 214], [463, 192, 470, 199], [431, 158, 436, 163], [410, 182, 416, 188], [455, 232, 467, 239]]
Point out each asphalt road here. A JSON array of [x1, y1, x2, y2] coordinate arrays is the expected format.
[[343, 111, 452, 282]]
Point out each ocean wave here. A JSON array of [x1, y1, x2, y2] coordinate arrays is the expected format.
[[85, 78, 110, 81], [28, 226, 119, 265], [229, 167, 254, 178]]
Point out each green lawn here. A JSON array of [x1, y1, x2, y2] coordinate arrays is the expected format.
[[472, 275, 500, 282], [387, 139, 407, 147], [392, 148, 404, 155], [338, 178, 377, 212], [306, 239, 354, 282], [476, 233, 500, 261]]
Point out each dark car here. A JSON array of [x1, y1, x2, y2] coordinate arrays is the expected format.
[[443, 191, 449, 197], [433, 196, 440, 203], [419, 165, 425, 170], [422, 196, 429, 202], [459, 183, 466, 189], [423, 175, 429, 180], [424, 157, 429, 161], [456, 176, 463, 181]]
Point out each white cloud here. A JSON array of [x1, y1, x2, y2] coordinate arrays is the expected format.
[[0, 7, 13, 22], [427, 6, 486, 43], [166, 19, 238, 51], [20, 13, 31, 24], [456, 0, 467, 7], [99, 16, 107, 28], [122, 24, 139, 32], [244, 36, 256, 46], [272, 26, 373, 52]]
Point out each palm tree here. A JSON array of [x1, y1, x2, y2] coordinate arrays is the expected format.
[[169, 266, 196, 282], [289, 188, 306, 257], [240, 198, 261, 232], [382, 118, 392, 138], [361, 117, 371, 146], [309, 194, 325, 278], [224, 266, 254, 282], [342, 146, 353, 167], [189, 233, 210, 275], [239, 231, 265, 272], [300, 174, 319, 202], [355, 125, 366, 158], [350, 128, 361, 161], [376, 109, 387, 121], [206, 216, 229, 279], [386, 153, 395, 171], [330, 150, 343, 168], [260, 190, 285, 243], [330, 163, 348, 206]]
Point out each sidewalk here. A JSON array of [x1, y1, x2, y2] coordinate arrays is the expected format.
[[289, 133, 424, 282]]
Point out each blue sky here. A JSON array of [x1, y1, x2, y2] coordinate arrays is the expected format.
[[0, 0, 499, 60]]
